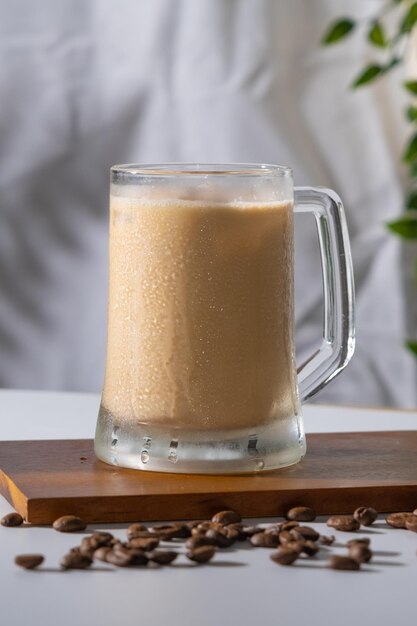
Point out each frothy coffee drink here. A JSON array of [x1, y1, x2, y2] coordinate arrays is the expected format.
[[101, 186, 299, 432]]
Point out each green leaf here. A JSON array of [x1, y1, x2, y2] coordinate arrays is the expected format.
[[406, 189, 417, 209], [351, 64, 383, 88], [406, 340, 417, 357], [400, 2, 417, 33], [404, 80, 417, 94], [403, 132, 417, 161], [387, 213, 417, 238], [409, 161, 417, 177], [406, 105, 417, 121], [368, 21, 387, 47], [321, 18, 355, 45]]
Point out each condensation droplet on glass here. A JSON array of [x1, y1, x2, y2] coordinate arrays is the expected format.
[[141, 450, 150, 464]]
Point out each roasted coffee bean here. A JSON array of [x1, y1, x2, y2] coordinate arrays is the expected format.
[[105, 550, 135, 567], [93, 546, 112, 562], [242, 525, 262, 537], [129, 549, 149, 566], [205, 528, 234, 548], [129, 536, 160, 551], [150, 523, 190, 540], [270, 547, 299, 566], [279, 520, 300, 531], [346, 538, 370, 548], [147, 550, 178, 565], [1, 512, 24, 527], [348, 544, 372, 563], [386, 512, 414, 529], [211, 510, 241, 525], [413, 508, 417, 516], [53, 515, 87, 533], [264, 524, 282, 535], [405, 517, 417, 533], [126, 523, 148, 539], [302, 540, 320, 556], [353, 507, 378, 527], [127, 530, 154, 540], [91, 531, 114, 545], [186, 520, 203, 531], [287, 506, 316, 522], [61, 551, 92, 569], [186, 545, 216, 563], [277, 530, 295, 545], [326, 555, 360, 571], [14, 554, 44, 569], [292, 526, 320, 541], [326, 515, 360, 532], [319, 535, 335, 546], [191, 521, 222, 535], [224, 526, 241, 542], [185, 534, 218, 550], [280, 540, 305, 554], [250, 532, 280, 548]]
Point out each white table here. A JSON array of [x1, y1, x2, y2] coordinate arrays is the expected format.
[[1, 390, 417, 626]]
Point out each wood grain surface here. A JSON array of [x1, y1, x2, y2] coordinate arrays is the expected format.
[[1, 432, 417, 524]]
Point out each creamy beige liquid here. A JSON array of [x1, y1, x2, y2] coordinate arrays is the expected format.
[[101, 191, 299, 432]]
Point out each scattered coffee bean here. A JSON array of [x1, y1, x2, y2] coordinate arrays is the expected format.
[[211, 510, 241, 525], [413, 508, 417, 516], [186, 545, 216, 563], [250, 532, 280, 548], [405, 517, 417, 533], [1, 512, 24, 527], [225, 526, 242, 542], [14, 554, 44, 570], [129, 549, 149, 566], [150, 523, 190, 540], [279, 520, 300, 531], [129, 536, 160, 551], [326, 515, 360, 532], [147, 550, 178, 565], [346, 538, 370, 548], [242, 525, 263, 537], [287, 506, 316, 522], [80, 532, 114, 556], [327, 555, 360, 571], [353, 507, 378, 527], [93, 546, 112, 562], [302, 540, 319, 556], [292, 526, 320, 541], [205, 528, 234, 548], [185, 534, 217, 550], [61, 551, 92, 569], [186, 520, 203, 530], [319, 535, 335, 546], [53, 515, 87, 533], [348, 544, 372, 564], [126, 523, 148, 539], [386, 512, 414, 529], [279, 530, 300, 544], [105, 550, 135, 567], [281, 540, 305, 554], [264, 524, 282, 535], [270, 547, 299, 566]]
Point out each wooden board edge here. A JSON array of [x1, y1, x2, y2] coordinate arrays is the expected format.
[[0, 468, 28, 520], [24, 484, 417, 525]]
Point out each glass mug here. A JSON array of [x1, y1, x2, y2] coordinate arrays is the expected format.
[[95, 163, 355, 474]]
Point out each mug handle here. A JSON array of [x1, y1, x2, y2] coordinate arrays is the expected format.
[[294, 187, 355, 402]]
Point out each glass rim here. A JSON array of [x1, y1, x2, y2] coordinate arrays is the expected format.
[[111, 162, 293, 178]]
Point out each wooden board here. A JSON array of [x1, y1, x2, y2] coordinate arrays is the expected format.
[[1, 432, 417, 524]]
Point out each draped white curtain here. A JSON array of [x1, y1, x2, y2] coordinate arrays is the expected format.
[[0, 0, 416, 407]]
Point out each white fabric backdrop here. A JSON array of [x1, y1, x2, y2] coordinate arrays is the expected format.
[[0, 0, 416, 407]]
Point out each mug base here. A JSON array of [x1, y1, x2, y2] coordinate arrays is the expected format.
[[94, 405, 306, 474]]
